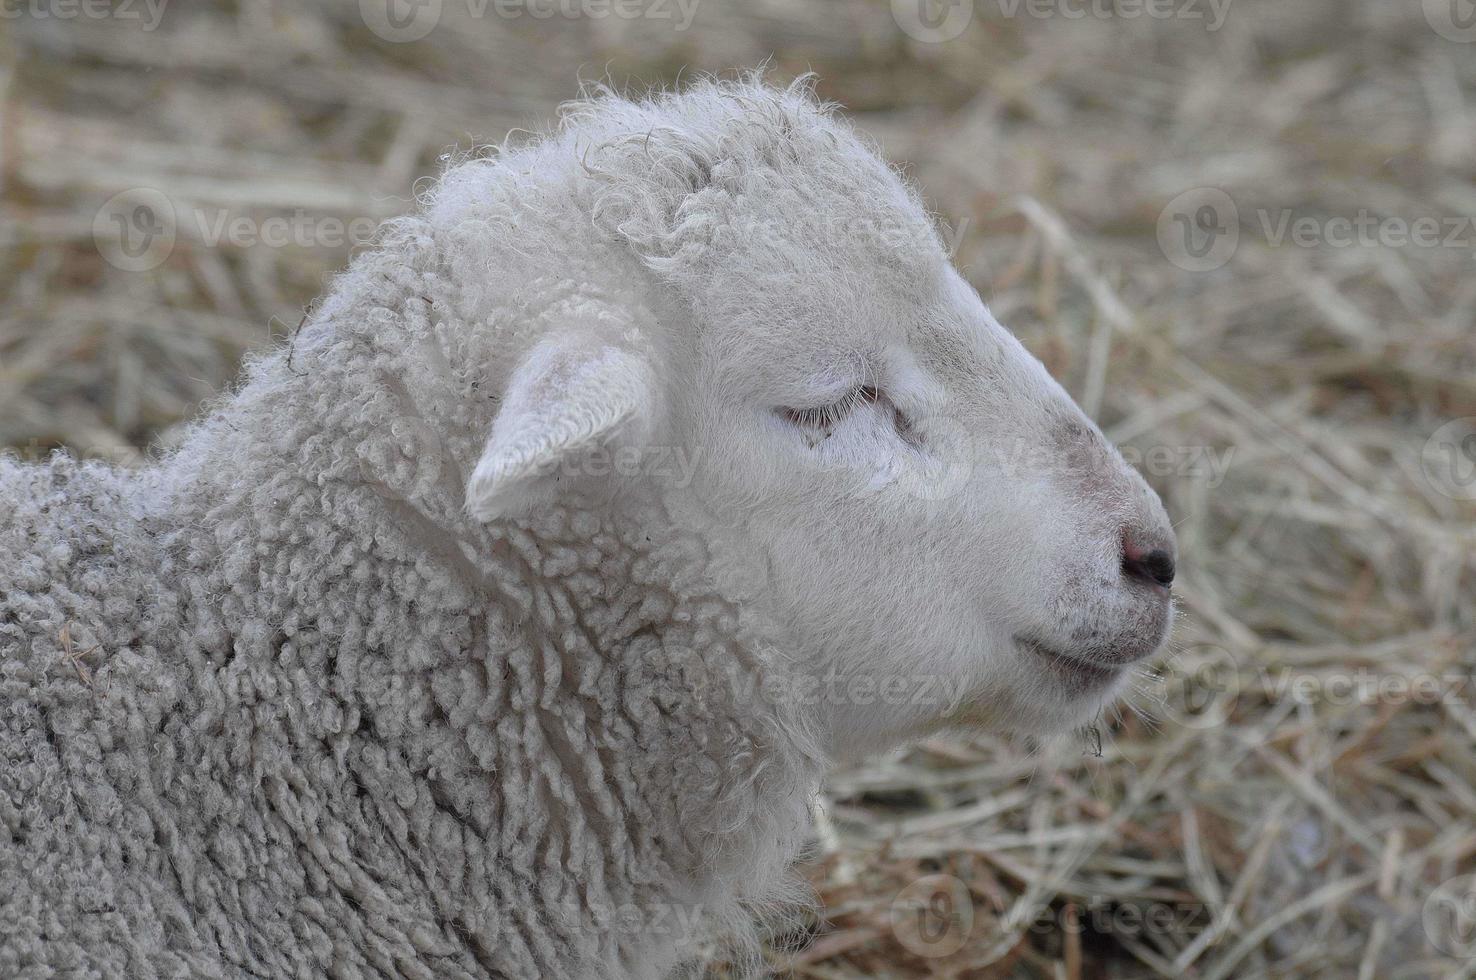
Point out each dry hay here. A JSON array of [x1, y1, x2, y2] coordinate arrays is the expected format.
[[2, 1, 1473, 976]]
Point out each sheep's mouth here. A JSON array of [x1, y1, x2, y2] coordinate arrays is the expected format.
[[1015, 638, 1122, 693]]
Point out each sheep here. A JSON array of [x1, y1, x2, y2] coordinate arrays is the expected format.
[[0, 76, 1176, 979]]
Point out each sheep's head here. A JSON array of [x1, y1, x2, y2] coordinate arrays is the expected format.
[[462, 81, 1175, 759]]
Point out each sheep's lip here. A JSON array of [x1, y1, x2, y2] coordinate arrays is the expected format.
[[1015, 637, 1122, 691]]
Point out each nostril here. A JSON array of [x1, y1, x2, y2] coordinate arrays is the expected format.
[[1123, 548, 1176, 589]]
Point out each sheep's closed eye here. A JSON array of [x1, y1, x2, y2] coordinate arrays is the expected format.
[[778, 386, 919, 448], [779, 385, 880, 431]]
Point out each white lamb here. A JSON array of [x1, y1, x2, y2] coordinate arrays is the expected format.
[[0, 77, 1176, 979]]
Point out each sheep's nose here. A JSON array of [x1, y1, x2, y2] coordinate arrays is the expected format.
[[1122, 535, 1176, 589]]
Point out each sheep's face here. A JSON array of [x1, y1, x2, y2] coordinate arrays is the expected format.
[[663, 250, 1176, 758], [464, 87, 1175, 759], [638, 131, 1175, 760]]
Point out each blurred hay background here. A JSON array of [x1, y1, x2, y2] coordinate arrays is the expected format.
[[3, 0, 1475, 976]]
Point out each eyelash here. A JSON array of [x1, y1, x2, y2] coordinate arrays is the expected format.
[[780, 385, 881, 431]]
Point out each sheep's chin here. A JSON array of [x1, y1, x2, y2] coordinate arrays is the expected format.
[[1010, 680, 1129, 738], [1010, 654, 1135, 736], [913, 666, 1128, 748], [1016, 641, 1125, 696]]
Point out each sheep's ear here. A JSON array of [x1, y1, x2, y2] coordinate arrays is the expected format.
[[465, 335, 657, 522]]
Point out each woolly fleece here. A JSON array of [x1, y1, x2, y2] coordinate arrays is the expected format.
[[0, 79, 863, 979]]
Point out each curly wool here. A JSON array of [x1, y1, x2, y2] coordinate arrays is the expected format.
[[0, 78, 845, 979]]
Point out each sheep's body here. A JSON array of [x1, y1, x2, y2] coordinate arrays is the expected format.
[[1, 225, 815, 977], [1, 76, 1177, 979]]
